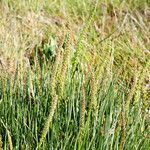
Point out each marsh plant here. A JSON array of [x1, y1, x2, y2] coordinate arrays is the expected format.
[[0, 0, 149, 150]]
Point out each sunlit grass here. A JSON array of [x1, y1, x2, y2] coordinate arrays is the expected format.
[[0, 0, 149, 149]]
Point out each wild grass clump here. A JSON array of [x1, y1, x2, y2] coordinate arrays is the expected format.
[[0, 0, 149, 149]]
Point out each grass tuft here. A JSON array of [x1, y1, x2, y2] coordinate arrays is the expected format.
[[0, 0, 149, 149]]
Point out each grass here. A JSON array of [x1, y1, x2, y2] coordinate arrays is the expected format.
[[0, 0, 150, 149]]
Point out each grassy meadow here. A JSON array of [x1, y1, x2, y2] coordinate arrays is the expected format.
[[0, 0, 150, 149]]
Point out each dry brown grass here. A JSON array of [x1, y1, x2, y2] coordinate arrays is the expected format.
[[0, 3, 77, 78]]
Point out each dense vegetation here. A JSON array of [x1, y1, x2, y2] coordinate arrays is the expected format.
[[0, 0, 149, 149]]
